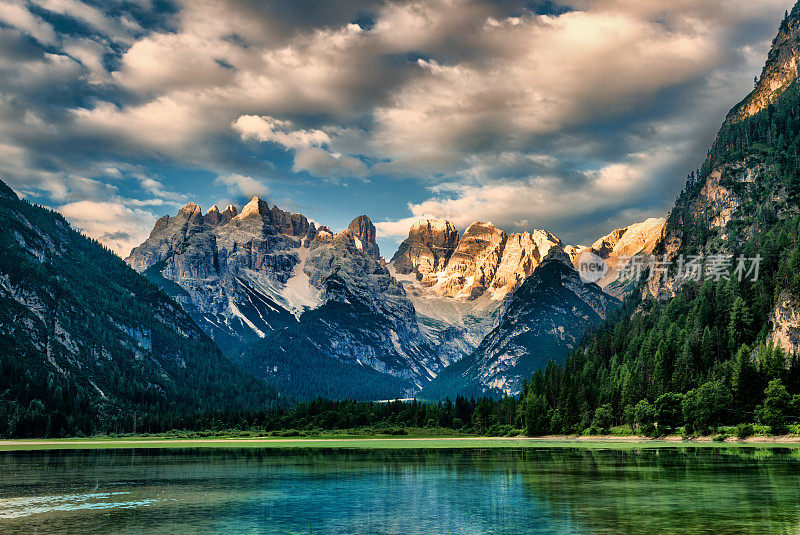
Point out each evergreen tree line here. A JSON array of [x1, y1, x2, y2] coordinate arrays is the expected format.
[[0, 396, 527, 438]]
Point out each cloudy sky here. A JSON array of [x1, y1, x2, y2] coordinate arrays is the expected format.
[[0, 0, 793, 257]]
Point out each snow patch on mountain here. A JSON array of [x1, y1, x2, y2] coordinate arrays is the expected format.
[[228, 299, 265, 338]]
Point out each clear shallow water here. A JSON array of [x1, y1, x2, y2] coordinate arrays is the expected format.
[[1, 447, 800, 534]]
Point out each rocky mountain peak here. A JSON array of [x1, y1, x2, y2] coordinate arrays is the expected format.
[[348, 215, 376, 242], [391, 218, 460, 285], [238, 196, 270, 219], [413, 218, 457, 234], [179, 202, 202, 215], [589, 228, 626, 257], [567, 217, 666, 298], [588, 217, 665, 259], [204, 204, 222, 226], [530, 228, 562, 245], [391, 219, 568, 302], [203, 204, 239, 227], [436, 222, 507, 300], [462, 221, 503, 239], [338, 215, 380, 259], [487, 230, 564, 299], [729, 2, 800, 122]]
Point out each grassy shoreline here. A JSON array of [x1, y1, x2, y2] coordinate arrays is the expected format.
[[2, 434, 800, 451]]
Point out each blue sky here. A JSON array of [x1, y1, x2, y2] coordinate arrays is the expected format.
[[0, 0, 793, 257]]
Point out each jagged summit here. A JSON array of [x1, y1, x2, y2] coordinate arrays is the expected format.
[[205, 204, 239, 226], [125, 199, 441, 400], [566, 217, 666, 297], [179, 201, 202, 214], [728, 2, 800, 122], [238, 196, 270, 218], [390, 217, 565, 302], [391, 218, 460, 285], [348, 215, 376, 242], [589, 217, 665, 259], [335, 214, 380, 259], [413, 218, 455, 232], [204, 205, 221, 226]]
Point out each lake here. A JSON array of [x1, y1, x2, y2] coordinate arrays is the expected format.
[[1, 446, 800, 534]]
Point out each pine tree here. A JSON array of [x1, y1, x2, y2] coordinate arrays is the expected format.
[[728, 297, 753, 348]]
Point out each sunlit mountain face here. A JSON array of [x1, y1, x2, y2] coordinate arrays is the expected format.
[[0, 0, 790, 260]]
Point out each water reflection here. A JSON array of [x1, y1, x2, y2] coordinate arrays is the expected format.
[[0, 448, 798, 534]]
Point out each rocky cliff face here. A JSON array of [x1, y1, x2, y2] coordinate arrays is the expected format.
[[770, 290, 800, 355], [646, 161, 767, 298], [652, 4, 800, 287], [391, 219, 460, 286], [729, 5, 800, 122], [646, 39, 800, 303], [490, 230, 563, 299], [342, 215, 381, 260], [127, 199, 438, 400], [567, 217, 666, 298], [392, 220, 563, 303], [421, 249, 619, 399], [128, 196, 315, 350], [638, 4, 800, 355], [436, 222, 509, 300], [389, 219, 566, 370]]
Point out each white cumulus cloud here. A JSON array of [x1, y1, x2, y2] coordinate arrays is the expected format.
[[58, 200, 156, 257], [215, 173, 269, 198]]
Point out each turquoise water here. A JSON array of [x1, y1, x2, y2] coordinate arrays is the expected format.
[[1, 447, 800, 533]]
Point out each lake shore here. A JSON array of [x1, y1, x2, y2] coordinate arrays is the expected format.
[[2, 434, 800, 451]]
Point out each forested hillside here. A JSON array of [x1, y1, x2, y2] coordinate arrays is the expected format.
[[0, 180, 278, 437], [522, 6, 800, 436]]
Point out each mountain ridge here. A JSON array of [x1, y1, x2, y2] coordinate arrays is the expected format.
[[127, 199, 442, 400], [0, 179, 276, 437], [126, 193, 665, 398], [421, 249, 620, 399]]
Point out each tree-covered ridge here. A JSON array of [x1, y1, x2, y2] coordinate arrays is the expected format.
[[0, 180, 278, 437], [665, 78, 800, 261], [522, 64, 800, 437], [523, 261, 800, 435]]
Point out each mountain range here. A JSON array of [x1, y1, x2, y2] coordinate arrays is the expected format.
[[125, 192, 665, 399], [4, 0, 799, 426]]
